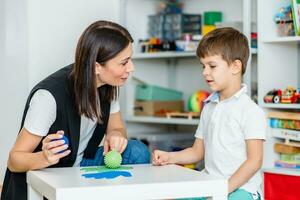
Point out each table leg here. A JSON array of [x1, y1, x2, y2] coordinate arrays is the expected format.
[[28, 185, 43, 200]]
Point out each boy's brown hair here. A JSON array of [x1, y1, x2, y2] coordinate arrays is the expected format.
[[196, 27, 249, 75]]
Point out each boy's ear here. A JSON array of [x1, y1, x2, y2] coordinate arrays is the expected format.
[[231, 60, 242, 75]]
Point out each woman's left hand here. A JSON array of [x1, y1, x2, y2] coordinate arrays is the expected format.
[[103, 131, 128, 155]]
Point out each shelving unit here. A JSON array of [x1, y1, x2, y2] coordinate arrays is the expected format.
[[119, 0, 257, 146], [258, 0, 300, 180]]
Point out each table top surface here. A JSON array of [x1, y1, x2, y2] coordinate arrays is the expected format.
[[27, 164, 225, 189], [27, 164, 228, 199]]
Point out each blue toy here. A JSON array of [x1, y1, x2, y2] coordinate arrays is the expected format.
[[51, 135, 69, 153]]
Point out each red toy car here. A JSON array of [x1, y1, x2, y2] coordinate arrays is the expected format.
[[264, 89, 282, 103]]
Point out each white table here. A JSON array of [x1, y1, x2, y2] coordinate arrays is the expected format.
[[27, 164, 227, 200]]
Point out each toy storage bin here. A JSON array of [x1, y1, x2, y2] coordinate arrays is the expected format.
[[148, 13, 201, 40], [135, 84, 183, 101], [264, 172, 300, 200]]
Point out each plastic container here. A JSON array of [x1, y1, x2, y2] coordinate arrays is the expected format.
[[135, 84, 183, 101], [204, 11, 222, 25]]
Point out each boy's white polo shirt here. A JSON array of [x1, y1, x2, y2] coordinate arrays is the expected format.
[[195, 84, 267, 194]]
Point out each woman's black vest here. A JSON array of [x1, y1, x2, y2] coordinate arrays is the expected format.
[[1, 64, 111, 200]]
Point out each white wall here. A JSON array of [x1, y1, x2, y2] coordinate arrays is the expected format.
[[0, 0, 120, 182], [27, 0, 120, 88], [0, 0, 29, 184]]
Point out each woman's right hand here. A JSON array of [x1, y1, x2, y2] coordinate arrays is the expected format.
[[152, 150, 172, 166], [41, 130, 71, 166]]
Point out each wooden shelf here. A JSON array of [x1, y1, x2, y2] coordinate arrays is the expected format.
[[125, 116, 199, 125], [268, 111, 300, 120]]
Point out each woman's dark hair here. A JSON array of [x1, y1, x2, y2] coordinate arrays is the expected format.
[[71, 20, 133, 122]]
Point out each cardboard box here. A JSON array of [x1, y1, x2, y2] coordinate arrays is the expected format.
[[134, 101, 184, 116]]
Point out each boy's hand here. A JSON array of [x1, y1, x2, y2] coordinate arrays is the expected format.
[[152, 150, 172, 166], [41, 130, 71, 166]]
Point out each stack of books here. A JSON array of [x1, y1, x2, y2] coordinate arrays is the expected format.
[[275, 153, 300, 169]]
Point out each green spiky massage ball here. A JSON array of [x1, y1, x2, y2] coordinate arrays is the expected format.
[[104, 150, 122, 169]]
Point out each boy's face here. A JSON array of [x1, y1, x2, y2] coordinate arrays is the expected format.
[[200, 55, 239, 92]]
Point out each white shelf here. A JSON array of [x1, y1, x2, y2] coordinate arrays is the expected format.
[[132, 51, 196, 59], [133, 48, 257, 59], [263, 36, 300, 43], [260, 103, 300, 109], [128, 131, 194, 141], [125, 116, 199, 125], [270, 128, 300, 142], [263, 167, 300, 177], [251, 48, 257, 54]]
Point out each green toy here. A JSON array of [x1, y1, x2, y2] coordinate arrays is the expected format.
[[104, 150, 122, 169]]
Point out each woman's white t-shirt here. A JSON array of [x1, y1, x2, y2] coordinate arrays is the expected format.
[[24, 89, 120, 166]]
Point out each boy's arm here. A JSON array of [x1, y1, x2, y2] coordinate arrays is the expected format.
[[153, 138, 204, 165], [228, 139, 263, 193], [171, 138, 205, 164]]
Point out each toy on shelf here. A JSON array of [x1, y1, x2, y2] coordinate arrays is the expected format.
[[282, 86, 300, 103], [188, 90, 210, 113], [274, 5, 295, 36], [104, 150, 122, 169], [269, 111, 300, 130], [269, 118, 300, 130], [263, 86, 300, 104], [263, 89, 281, 103], [202, 11, 222, 35]]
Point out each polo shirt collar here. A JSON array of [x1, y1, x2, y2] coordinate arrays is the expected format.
[[204, 84, 247, 103]]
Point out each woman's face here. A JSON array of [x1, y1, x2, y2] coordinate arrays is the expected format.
[[96, 43, 134, 87]]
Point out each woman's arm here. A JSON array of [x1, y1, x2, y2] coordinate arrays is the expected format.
[[228, 139, 263, 193], [8, 128, 70, 172], [152, 138, 205, 165], [104, 111, 128, 154]]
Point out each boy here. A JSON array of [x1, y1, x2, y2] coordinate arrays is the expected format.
[[152, 27, 266, 200]]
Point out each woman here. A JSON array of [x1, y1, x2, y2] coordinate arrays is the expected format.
[[1, 20, 150, 200]]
